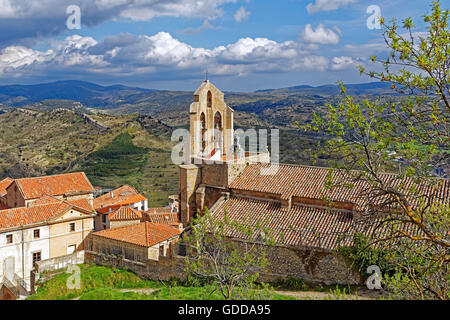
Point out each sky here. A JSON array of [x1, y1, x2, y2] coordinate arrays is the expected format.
[[0, 0, 445, 91]]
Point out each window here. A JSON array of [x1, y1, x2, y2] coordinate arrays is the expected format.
[[207, 91, 212, 108], [6, 234, 13, 244], [69, 223, 76, 232], [33, 229, 40, 239], [32, 252, 41, 265], [102, 214, 107, 223]]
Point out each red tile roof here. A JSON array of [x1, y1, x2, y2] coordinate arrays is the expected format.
[[213, 196, 357, 250], [93, 222, 181, 247], [31, 195, 94, 212], [94, 185, 146, 210], [108, 207, 142, 221], [0, 178, 13, 197], [0, 196, 95, 230], [230, 163, 449, 211], [13, 172, 94, 200], [143, 208, 179, 225]]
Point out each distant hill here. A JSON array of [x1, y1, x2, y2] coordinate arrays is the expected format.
[[0, 80, 155, 107], [256, 82, 396, 95], [0, 80, 398, 109]]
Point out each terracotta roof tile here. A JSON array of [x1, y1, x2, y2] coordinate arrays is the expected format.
[[108, 207, 142, 221], [93, 222, 181, 247], [13, 172, 94, 200], [0, 178, 13, 197], [0, 202, 71, 230], [230, 163, 449, 211], [31, 195, 94, 212], [213, 196, 357, 250], [143, 208, 179, 225], [94, 185, 146, 210]]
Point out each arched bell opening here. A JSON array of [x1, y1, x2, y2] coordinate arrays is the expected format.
[[213, 111, 223, 156], [200, 112, 206, 154]]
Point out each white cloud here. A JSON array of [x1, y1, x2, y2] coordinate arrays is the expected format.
[[330, 56, 358, 70], [180, 20, 222, 35], [0, 32, 331, 80], [0, 0, 238, 47], [234, 6, 251, 22], [302, 24, 340, 45], [306, 0, 358, 14]]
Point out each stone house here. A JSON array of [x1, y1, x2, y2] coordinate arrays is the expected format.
[[107, 206, 143, 229], [89, 222, 182, 262], [93, 185, 148, 231], [5, 172, 94, 208], [0, 198, 95, 290]]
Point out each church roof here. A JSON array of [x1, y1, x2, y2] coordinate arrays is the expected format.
[[212, 195, 357, 250], [229, 163, 450, 212]]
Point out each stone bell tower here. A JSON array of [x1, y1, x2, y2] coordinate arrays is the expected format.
[[178, 80, 270, 226], [189, 80, 234, 160]]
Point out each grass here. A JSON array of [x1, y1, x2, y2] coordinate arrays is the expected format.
[[28, 264, 161, 300], [28, 264, 296, 300], [74, 286, 295, 300]]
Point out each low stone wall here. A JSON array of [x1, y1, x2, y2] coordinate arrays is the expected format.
[[259, 244, 361, 285], [85, 241, 361, 286], [85, 250, 187, 281], [35, 251, 85, 274]]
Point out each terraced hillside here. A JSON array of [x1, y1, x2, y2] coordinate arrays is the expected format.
[[0, 109, 178, 207]]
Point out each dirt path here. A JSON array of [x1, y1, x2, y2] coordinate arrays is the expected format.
[[275, 290, 373, 300], [119, 288, 157, 295]]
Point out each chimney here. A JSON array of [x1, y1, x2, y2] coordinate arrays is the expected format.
[[110, 191, 114, 198], [281, 195, 292, 211]]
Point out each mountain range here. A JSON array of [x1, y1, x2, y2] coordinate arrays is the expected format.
[[0, 80, 396, 108]]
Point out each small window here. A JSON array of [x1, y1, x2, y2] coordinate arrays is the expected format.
[[33, 229, 40, 239], [102, 214, 107, 223], [6, 234, 13, 244], [69, 223, 76, 232], [32, 252, 41, 265]]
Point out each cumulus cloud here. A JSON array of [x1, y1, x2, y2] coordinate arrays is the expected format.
[[0, 32, 331, 81], [306, 0, 358, 14], [234, 7, 251, 22], [330, 56, 358, 70], [302, 24, 340, 45], [0, 0, 238, 47], [180, 20, 222, 35]]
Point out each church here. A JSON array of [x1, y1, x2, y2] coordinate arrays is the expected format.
[[177, 80, 449, 285]]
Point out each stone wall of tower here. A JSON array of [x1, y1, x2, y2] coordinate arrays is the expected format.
[[189, 80, 234, 159], [178, 164, 201, 225]]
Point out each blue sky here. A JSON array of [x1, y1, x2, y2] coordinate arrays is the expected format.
[[0, 0, 444, 91]]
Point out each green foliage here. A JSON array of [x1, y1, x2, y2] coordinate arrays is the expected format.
[[81, 131, 148, 186], [184, 207, 276, 300], [337, 234, 395, 279], [304, 1, 449, 300], [271, 276, 307, 291]]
